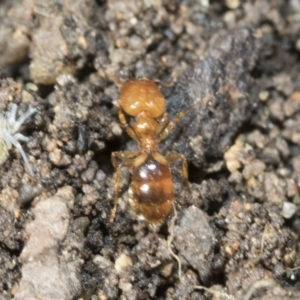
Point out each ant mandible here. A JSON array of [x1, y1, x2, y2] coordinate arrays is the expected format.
[[111, 79, 191, 223]]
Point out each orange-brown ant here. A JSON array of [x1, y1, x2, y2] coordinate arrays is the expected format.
[[111, 79, 191, 223]]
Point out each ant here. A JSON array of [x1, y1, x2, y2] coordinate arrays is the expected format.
[[111, 79, 191, 223]]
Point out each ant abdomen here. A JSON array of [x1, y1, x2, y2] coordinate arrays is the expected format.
[[130, 153, 173, 223]]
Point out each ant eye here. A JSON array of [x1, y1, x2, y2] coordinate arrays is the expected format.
[[120, 80, 165, 118]]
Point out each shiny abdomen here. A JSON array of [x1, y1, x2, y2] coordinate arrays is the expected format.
[[131, 155, 174, 223]]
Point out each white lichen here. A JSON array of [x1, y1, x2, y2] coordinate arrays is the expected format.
[[0, 103, 37, 176]]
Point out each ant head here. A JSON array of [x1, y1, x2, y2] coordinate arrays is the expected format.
[[120, 79, 165, 118]]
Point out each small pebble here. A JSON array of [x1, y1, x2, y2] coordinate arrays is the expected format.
[[225, 0, 240, 10], [93, 255, 113, 269], [115, 253, 133, 273], [259, 90, 269, 101], [282, 202, 297, 219]]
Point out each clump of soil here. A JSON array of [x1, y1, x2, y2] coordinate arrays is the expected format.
[[1, 0, 300, 299]]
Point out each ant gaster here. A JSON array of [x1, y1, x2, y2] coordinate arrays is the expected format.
[[111, 79, 190, 223]]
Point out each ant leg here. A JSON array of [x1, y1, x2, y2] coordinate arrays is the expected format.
[[158, 110, 187, 142], [111, 151, 139, 169], [166, 152, 191, 193], [118, 107, 139, 141], [155, 113, 169, 136], [159, 99, 201, 142], [110, 151, 138, 222]]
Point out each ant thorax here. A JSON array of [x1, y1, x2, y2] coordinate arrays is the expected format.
[[133, 112, 158, 153]]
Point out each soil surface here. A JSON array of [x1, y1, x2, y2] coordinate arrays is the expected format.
[[1, 0, 300, 299]]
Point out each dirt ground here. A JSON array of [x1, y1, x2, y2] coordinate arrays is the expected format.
[[1, 0, 300, 299]]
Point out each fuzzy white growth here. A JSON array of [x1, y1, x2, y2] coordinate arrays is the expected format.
[[0, 103, 37, 176]]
